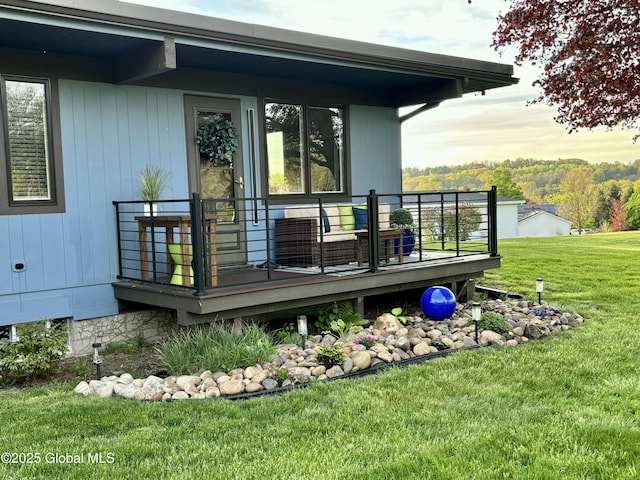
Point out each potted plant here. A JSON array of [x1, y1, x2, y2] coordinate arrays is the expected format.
[[392, 207, 415, 255], [137, 165, 168, 215]]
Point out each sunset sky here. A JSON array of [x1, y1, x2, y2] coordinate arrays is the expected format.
[[126, 0, 639, 167]]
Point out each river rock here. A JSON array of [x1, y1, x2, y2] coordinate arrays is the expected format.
[[245, 382, 263, 393], [525, 324, 544, 340], [114, 383, 136, 400], [219, 380, 245, 396], [116, 373, 134, 385], [163, 382, 181, 395], [96, 383, 114, 398], [413, 342, 431, 356], [479, 330, 504, 345], [262, 378, 279, 390], [325, 365, 344, 378], [73, 299, 584, 401], [336, 357, 350, 374], [74, 381, 91, 396], [377, 351, 393, 363], [149, 392, 164, 402], [351, 351, 371, 370], [244, 366, 260, 379], [205, 387, 221, 398], [373, 313, 402, 333]]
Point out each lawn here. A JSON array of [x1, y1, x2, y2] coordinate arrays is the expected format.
[[1, 232, 639, 479]]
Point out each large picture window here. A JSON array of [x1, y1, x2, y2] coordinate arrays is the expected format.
[[0, 75, 64, 214], [265, 101, 345, 196]]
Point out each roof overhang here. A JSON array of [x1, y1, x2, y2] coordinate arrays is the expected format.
[[0, 0, 518, 107]]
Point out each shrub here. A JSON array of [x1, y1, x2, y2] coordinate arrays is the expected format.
[[159, 322, 276, 375], [274, 322, 302, 345], [314, 301, 361, 336], [392, 208, 415, 229], [0, 320, 68, 385], [315, 345, 345, 368], [472, 312, 509, 334]]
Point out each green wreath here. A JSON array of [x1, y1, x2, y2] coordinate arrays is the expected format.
[[196, 117, 239, 167]]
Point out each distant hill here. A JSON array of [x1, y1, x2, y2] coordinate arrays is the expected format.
[[403, 158, 640, 202]]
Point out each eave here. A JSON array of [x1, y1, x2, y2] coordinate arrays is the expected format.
[[0, 0, 518, 107]]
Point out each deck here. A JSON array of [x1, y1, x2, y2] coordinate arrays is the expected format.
[[112, 189, 499, 325], [113, 253, 499, 325]]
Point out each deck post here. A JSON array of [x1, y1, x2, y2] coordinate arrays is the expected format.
[[454, 193, 460, 256], [113, 201, 124, 278], [367, 189, 380, 272], [190, 192, 207, 296], [488, 186, 498, 256]]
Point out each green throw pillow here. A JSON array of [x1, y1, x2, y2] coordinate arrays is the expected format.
[[338, 204, 355, 230]]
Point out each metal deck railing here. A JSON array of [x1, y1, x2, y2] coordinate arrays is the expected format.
[[113, 187, 497, 295]]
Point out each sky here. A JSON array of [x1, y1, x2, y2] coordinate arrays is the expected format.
[[125, 0, 639, 168]]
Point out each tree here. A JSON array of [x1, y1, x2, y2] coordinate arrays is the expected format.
[[483, 167, 524, 199], [625, 189, 640, 229], [491, 1, 640, 139], [609, 198, 628, 232], [557, 168, 599, 231], [421, 202, 482, 242], [594, 180, 622, 228]]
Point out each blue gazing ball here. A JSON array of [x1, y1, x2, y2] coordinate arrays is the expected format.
[[421, 286, 456, 321]]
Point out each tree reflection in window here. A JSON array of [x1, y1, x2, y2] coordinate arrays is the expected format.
[[265, 102, 344, 195]]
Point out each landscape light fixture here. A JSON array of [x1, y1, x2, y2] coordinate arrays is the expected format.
[[10, 325, 18, 343], [472, 302, 481, 343], [92, 342, 103, 379], [297, 315, 308, 349], [536, 278, 544, 304]]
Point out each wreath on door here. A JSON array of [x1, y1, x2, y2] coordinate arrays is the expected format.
[[196, 116, 239, 167]]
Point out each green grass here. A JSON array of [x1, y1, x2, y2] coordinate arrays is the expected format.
[[103, 336, 148, 355], [2, 232, 640, 479]]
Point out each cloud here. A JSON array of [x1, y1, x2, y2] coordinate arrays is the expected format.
[[124, 0, 639, 167]]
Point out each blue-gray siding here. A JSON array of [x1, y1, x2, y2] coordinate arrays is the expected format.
[[1, 81, 189, 324], [0, 82, 401, 325]]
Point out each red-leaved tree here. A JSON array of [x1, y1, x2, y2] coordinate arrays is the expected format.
[[489, 0, 640, 139], [609, 198, 629, 232]]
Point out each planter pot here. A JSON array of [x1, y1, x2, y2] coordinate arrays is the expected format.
[[143, 203, 159, 216], [394, 229, 415, 255]]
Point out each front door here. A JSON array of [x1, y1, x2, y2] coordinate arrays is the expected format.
[[185, 96, 247, 266]]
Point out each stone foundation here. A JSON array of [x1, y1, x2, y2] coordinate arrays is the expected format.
[[68, 309, 178, 356]]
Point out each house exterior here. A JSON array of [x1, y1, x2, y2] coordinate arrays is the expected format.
[[0, 0, 517, 351], [517, 210, 572, 237]]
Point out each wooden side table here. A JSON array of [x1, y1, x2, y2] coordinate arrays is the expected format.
[[136, 214, 218, 287], [355, 229, 403, 267]]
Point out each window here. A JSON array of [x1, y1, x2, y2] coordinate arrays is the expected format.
[[265, 101, 346, 196], [0, 75, 64, 214]]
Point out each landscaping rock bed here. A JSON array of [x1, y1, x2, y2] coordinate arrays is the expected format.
[[74, 299, 584, 401]]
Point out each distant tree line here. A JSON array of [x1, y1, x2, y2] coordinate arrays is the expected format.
[[403, 158, 640, 231]]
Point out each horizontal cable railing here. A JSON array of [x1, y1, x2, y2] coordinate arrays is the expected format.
[[113, 188, 497, 294]]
